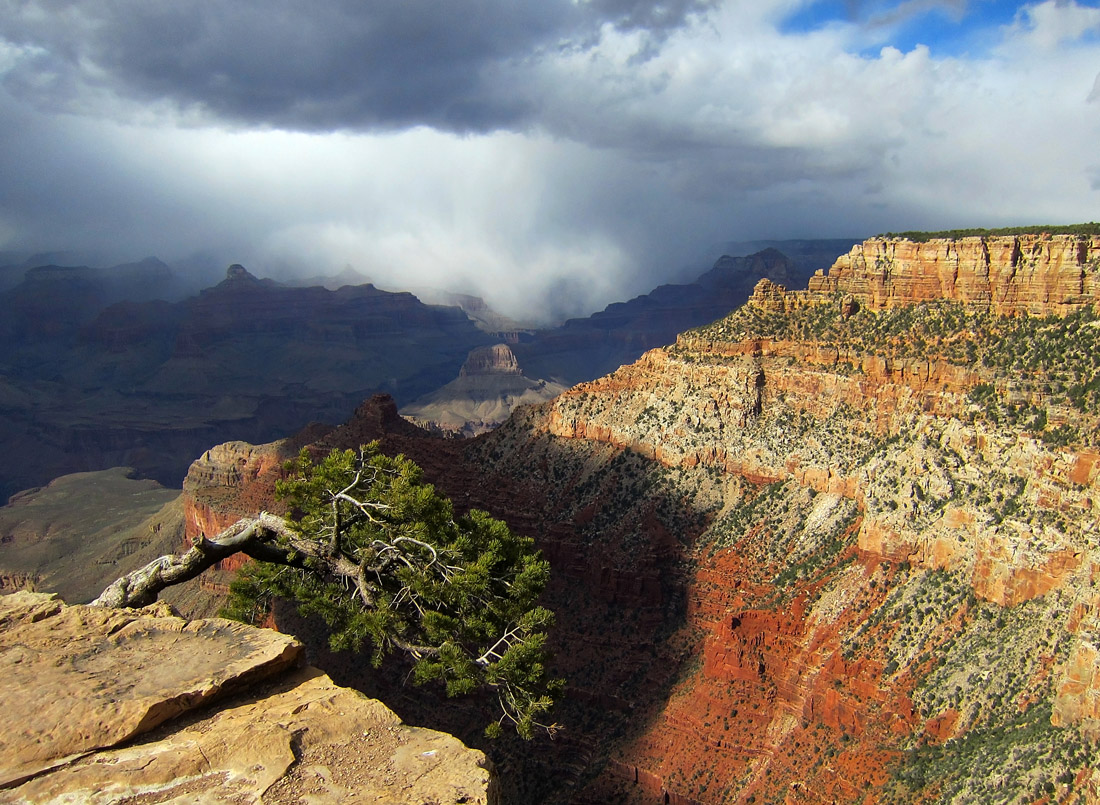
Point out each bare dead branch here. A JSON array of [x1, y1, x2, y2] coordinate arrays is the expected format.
[[92, 512, 289, 608], [475, 624, 525, 666]]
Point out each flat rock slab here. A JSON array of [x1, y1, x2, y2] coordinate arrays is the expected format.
[[0, 590, 303, 787], [0, 591, 494, 805], [9, 667, 494, 805]]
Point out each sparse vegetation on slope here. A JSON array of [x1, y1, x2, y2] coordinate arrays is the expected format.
[[535, 272, 1100, 801], [884, 701, 1098, 805], [685, 299, 1100, 444]]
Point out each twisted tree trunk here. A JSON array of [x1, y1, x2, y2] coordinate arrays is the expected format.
[[91, 512, 298, 608]]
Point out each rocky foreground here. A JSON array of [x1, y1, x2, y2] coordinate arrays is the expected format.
[[0, 591, 495, 804]]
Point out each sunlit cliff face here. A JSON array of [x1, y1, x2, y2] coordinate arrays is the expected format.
[[173, 234, 1100, 803]]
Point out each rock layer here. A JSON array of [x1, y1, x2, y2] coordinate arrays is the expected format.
[[807, 234, 1100, 315]]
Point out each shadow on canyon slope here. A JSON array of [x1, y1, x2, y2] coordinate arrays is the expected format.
[[268, 397, 713, 804]]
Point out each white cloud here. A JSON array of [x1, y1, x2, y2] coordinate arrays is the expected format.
[[525, 0, 1100, 228], [1005, 0, 1100, 50], [98, 125, 637, 322]]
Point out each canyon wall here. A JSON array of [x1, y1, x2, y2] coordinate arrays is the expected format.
[[523, 237, 1100, 802], [174, 234, 1100, 803], [546, 342, 1100, 610], [806, 234, 1100, 314]]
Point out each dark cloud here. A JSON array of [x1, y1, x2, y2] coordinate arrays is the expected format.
[[0, 93, 256, 263], [0, 0, 714, 133], [588, 0, 720, 34]]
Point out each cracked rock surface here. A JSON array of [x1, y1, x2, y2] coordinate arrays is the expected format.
[[0, 591, 494, 804]]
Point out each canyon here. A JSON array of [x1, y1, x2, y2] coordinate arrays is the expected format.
[[0, 263, 494, 502], [184, 232, 1100, 803], [5, 231, 1100, 803]]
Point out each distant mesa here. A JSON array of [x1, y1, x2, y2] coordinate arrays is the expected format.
[[224, 263, 255, 282], [402, 343, 566, 436], [216, 262, 271, 290], [461, 344, 523, 376]]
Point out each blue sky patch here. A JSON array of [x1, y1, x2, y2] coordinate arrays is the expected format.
[[780, 1, 1046, 56]]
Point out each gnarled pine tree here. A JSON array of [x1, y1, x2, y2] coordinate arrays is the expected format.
[[94, 443, 561, 739]]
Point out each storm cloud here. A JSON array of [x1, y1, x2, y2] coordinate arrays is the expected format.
[[0, 0, 718, 132], [0, 0, 1098, 321]]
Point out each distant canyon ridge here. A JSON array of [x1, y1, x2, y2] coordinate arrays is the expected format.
[[0, 240, 850, 501]]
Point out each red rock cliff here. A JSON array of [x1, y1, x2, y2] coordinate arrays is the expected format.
[[176, 247, 1100, 803], [807, 234, 1100, 314]]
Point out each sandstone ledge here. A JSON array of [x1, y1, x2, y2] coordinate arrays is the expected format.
[[806, 234, 1099, 316], [0, 591, 495, 804]]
